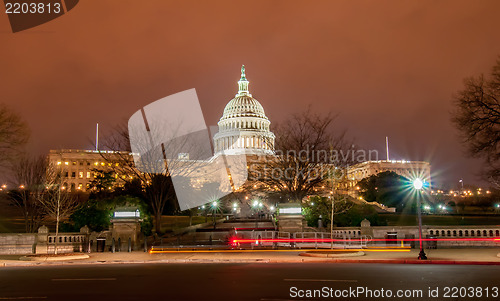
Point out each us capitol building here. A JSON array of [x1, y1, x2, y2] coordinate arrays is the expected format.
[[48, 66, 430, 194], [213, 66, 275, 155]]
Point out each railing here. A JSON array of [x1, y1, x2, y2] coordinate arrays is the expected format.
[[293, 232, 371, 249], [48, 234, 86, 244], [249, 231, 288, 248], [427, 228, 500, 238], [46, 233, 87, 253], [238, 231, 371, 249]]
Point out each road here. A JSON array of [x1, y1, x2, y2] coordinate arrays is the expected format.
[[0, 263, 499, 301]]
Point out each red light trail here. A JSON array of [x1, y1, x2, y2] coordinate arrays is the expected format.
[[231, 237, 500, 244]]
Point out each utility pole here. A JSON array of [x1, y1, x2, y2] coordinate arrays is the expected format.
[[330, 169, 335, 249], [330, 193, 334, 249]]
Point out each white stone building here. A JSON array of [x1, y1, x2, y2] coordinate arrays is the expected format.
[[347, 160, 432, 187], [213, 66, 275, 155]]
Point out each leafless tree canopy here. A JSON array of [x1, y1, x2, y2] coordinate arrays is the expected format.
[[38, 163, 79, 253], [41, 163, 79, 220], [0, 104, 29, 167], [250, 107, 353, 203], [8, 155, 47, 232], [451, 57, 500, 185], [8, 156, 78, 238]]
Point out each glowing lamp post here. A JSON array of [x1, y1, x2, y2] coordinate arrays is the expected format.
[[211, 200, 219, 229], [413, 178, 423, 190], [252, 200, 263, 228], [413, 178, 427, 260]]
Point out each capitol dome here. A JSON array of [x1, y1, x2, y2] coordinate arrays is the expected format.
[[221, 95, 267, 119], [213, 66, 275, 155]]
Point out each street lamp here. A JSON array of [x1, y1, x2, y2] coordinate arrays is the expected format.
[[413, 178, 423, 190], [413, 178, 427, 260], [252, 200, 262, 228], [211, 200, 219, 229]]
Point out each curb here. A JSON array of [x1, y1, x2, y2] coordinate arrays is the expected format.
[[1, 259, 271, 267], [2, 258, 500, 267], [19, 254, 89, 262]]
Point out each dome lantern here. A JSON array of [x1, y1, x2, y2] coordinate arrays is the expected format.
[[237, 65, 251, 97]]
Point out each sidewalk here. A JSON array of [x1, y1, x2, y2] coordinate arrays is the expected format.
[[1, 248, 500, 267]]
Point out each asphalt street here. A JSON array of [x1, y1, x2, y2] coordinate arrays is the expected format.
[[0, 263, 499, 301]]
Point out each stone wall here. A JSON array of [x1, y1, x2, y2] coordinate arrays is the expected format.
[[0, 233, 36, 255], [0, 225, 89, 255]]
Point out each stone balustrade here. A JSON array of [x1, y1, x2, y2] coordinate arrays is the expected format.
[[0, 225, 90, 255]]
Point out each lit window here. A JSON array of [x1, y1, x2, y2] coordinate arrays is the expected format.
[[86, 172, 91, 178], [94, 162, 98, 166], [57, 161, 62, 165], [65, 162, 69, 165], [79, 172, 83, 178]]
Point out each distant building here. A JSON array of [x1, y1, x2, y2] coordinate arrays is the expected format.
[[347, 160, 431, 188], [47, 149, 132, 192]]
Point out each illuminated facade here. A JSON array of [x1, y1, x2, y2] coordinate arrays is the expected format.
[[347, 160, 432, 187], [213, 65, 275, 155], [47, 149, 132, 192]]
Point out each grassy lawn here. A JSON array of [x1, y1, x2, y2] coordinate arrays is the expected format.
[[160, 216, 208, 232], [381, 213, 500, 226]]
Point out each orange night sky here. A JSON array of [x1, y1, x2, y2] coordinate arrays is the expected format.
[[1, 0, 500, 187]]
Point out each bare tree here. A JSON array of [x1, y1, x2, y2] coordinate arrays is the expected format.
[[7, 155, 47, 232], [0, 104, 29, 168], [39, 165, 79, 254], [249, 107, 354, 204], [303, 194, 353, 227], [451, 57, 500, 186]]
